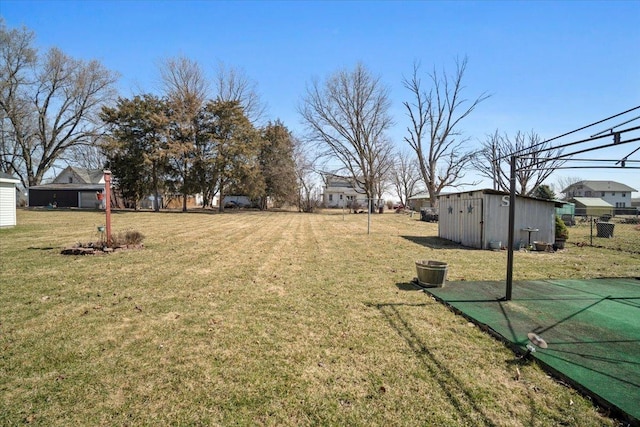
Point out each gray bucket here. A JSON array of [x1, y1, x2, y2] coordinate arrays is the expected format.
[[415, 260, 448, 287]]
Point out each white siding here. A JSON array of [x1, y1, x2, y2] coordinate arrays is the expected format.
[[438, 195, 482, 247], [439, 191, 556, 249], [0, 182, 17, 227]]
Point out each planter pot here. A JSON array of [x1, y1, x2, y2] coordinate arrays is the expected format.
[[533, 241, 549, 251], [489, 240, 502, 250], [415, 260, 448, 287], [554, 238, 566, 249]]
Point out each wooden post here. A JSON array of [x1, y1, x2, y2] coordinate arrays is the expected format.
[[104, 170, 112, 247]]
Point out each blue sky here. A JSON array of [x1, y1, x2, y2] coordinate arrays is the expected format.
[[2, 0, 639, 194]]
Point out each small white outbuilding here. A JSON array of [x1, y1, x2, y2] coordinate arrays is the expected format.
[[0, 172, 20, 228], [437, 189, 559, 249]]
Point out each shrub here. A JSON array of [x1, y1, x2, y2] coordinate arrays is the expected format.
[[113, 230, 145, 246], [555, 215, 569, 239]]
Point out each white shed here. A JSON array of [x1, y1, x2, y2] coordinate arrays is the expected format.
[[0, 172, 20, 228], [437, 189, 559, 249]]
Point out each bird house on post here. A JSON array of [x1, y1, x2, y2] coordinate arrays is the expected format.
[[103, 170, 112, 247]]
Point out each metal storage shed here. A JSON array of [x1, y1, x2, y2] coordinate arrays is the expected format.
[[0, 172, 20, 227], [437, 189, 558, 249], [569, 197, 614, 217]]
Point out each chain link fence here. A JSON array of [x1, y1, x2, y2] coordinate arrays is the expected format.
[[568, 215, 640, 254]]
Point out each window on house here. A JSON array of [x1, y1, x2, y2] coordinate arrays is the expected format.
[[329, 194, 333, 201], [622, 193, 626, 197], [612, 192, 615, 196], [340, 194, 343, 200], [68, 177, 73, 183], [585, 191, 592, 196], [601, 192, 605, 197]]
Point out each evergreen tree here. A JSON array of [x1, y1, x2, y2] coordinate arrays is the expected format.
[[258, 121, 298, 209], [534, 184, 556, 200], [197, 100, 262, 211], [101, 95, 168, 210]]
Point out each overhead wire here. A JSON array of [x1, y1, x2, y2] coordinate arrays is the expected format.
[[501, 105, 640, 159]]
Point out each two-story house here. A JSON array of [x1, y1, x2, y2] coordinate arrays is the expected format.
[[563, 180, 637, 209], [322, 174, 364, 208], [563, 180, 638, 216]]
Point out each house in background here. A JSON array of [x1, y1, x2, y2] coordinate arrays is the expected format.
[[322, 174, 367, 208], [562, 180, 637, 214], [437, 189, 559, 249], [0, 172, 20, 227], [28, 166, 105, 208]]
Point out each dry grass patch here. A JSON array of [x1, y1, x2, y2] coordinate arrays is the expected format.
[[1, 209, 637, 425]]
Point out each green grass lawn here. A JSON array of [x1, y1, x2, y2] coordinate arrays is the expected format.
[[1, 209, 638, 426]]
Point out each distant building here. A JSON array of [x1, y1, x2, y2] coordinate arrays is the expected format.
[[322, 174, 367, 208], [407, 193, 432, 211], [0, 172, 20, 227], [569, 197, 614, 218], [28, 166, 105, 208], [562, 180, 636, 209]]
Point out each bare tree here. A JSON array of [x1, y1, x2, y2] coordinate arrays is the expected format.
[[299, 63, 394, 204], [373, 139, 395, 210], [160, 55, 209, 106], [554, 175, 583, 200], [392, 150, 422, 207], [65, 138, 107, 170], [293, 137, 320, 212], [0, 20, 118, 187], [472, 129, 565, 196], [402, 57, 489, 207], [215, 62, 266, 125]]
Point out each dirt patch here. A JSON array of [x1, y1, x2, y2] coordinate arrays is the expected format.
[[61, 242, 144, 255]]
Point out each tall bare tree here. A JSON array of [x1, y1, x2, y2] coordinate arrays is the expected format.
[[392, 150, 422, 207], [215, 62, 265, 125], [402, 57, 489, 207], [0, 20, 118, 187], [293, 137, 320, 213], [472, 130, 565, 196], [299, 63, 393, 205], [372, 139, 395, 209]]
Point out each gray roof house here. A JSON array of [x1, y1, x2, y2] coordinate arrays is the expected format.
[[562, 180, 636, 209], [28, 166, 106, 208]]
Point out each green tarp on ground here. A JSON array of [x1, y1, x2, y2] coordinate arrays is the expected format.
[[424, 278, 640, 424]]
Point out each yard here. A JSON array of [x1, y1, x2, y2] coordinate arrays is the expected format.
[[1, 209, 638, 426]]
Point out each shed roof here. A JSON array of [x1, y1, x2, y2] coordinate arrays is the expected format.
[[0, 172, 20, 183], [438, 188, 564, 207], [29, 183, 104, 191], [570, 197, 614, 208]]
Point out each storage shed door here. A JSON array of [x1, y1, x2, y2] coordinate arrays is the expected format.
[[442, 197, 483, 248]]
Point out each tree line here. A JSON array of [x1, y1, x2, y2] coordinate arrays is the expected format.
[[1, 19, 566, 212]]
